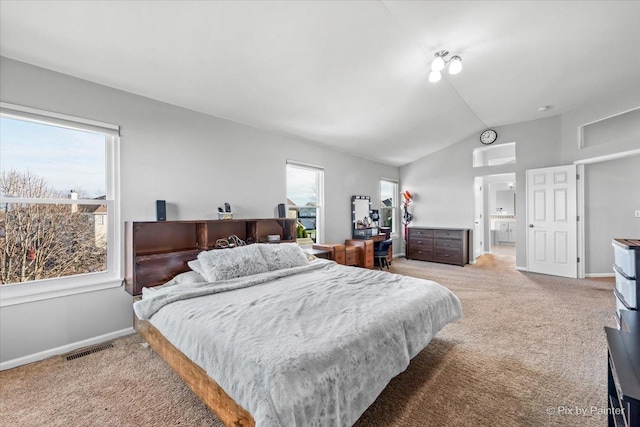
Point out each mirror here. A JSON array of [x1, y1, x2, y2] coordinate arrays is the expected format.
[[351, 196, 378, 239], [352, 195, 372, 234], [495, 190, 516, 215]]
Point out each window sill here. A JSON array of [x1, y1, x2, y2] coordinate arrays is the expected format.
[[0, 275, 125, 307]]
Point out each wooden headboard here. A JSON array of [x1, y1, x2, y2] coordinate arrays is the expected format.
[[125, 218, 297, 295]]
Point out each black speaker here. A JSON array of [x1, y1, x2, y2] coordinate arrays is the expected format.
[[277, 203, 286, 218], [156, 200, 166, 221]]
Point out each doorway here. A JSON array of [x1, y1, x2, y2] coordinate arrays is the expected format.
[[474, 173, 517, 264]]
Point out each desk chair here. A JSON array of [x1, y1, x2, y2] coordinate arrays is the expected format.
[[374, 239, 392, 270]]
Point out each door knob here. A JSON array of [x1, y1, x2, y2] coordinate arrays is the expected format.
[[529, 224, 534, 228]]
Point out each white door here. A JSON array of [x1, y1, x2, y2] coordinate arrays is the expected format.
[[526, 165, 577, 278], [474, 177, 484, 259]]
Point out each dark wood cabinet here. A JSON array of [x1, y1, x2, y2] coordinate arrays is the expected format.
[[606, 311, 640, 427], [406, 227, 469, 266], [125, 218, 297, 295]]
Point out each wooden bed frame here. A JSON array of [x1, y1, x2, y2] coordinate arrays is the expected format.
[[127, 219, 298, 426], [134, 316, 254, 426]]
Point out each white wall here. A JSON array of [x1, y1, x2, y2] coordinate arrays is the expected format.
[[0, 57, 399, 366], [401, 116, 562, 268], [401, 84, 640, 271], [585, 155, 640, 275]]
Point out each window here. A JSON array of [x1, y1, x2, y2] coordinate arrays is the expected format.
[[380, 179, 398, 235], [286, 161, 324, 243], [0, 103, 120, 305]]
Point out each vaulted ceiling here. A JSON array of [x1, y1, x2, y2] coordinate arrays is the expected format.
[[1, 1, 639, 166]]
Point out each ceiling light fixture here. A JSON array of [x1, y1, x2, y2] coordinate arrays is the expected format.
[[429, 50, 463, 83]]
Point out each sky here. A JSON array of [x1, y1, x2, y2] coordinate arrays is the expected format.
[[286, 166, 318, 206], [0, 117, 106, 198]]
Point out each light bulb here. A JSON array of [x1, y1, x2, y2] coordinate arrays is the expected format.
[[428, 70, 441, 83], [431, 55, 445, 72], [448, 56, 462, 74]]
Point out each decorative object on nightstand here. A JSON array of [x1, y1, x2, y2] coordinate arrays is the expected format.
[[217, 203, 233, 220]]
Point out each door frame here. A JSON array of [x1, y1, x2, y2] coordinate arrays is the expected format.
[[473, 173, 516, 261], [473, 177, 485, 260], [574, 148, 640, 278]]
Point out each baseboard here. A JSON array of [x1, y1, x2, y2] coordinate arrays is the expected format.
[[0, 327, 135, 371], [585, 273, 615, 278], [515, 265, 528, 272]]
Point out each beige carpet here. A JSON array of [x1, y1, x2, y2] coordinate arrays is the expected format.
[[0, 248, 616, 426]]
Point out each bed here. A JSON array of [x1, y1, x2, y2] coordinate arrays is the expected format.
[[130, 228, 462, 427]]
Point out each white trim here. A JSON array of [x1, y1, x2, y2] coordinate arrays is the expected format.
[[577, 164, 585, 279], [585, 273, 615, 278], [0, 327, 135, 371], [515, 265, 528, 272], [575, 150, 639, 280], [0, 279, 123, 307], [573, 148, 640, 165], [286, 159, 325, 171], [0, 107, 121, 304], [1, 102, 119, 135], [577, 106, 640, 149], [0, 197, 107, 205]]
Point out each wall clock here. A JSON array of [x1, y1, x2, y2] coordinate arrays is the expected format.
[[480, 129, 497, 145]]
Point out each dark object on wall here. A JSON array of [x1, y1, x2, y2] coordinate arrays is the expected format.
[[156, 200, 166, 222], [277, 203, 286, 218]]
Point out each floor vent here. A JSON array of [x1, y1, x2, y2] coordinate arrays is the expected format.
[[65, 342, 114, 361]]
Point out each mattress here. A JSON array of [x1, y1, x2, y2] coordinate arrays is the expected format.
[[134, 259, 462, 426]]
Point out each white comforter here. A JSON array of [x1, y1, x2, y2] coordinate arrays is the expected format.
[[134, 260, 462, 427]]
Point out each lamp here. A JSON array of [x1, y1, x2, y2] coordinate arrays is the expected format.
[[430, 50, 463, 82]]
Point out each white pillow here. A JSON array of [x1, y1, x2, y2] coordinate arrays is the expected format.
[[187, 259, 205, 276], [148, 270, 206, 292], [197, 245, 269, 282], [258, 243, 310, 271]]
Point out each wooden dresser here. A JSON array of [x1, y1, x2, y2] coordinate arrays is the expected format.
[[406, 227, 469, 266], [345, 239, 374, 269]]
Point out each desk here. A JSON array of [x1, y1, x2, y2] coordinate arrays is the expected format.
[[345, 239, 374, 269], [302, 247, 331, 260]]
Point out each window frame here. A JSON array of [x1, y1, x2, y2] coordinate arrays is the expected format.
[[380, 178, 399, 236], [0, 103, 121, 307], [285, 160, 324, 244]]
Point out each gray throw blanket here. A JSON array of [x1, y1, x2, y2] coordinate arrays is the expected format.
[[134, 260, 462, 426]]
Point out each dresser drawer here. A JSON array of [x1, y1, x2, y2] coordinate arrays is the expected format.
[[435, 248, 463, 264], [434, 229, 464, 240], [346, 251, 358, 266], [408, 248, 433, 261], [409, 238, 433, 250], [615, 269, 637, 309], [409, 228, 434, 238], [613, 239, 640, 279], [435, 239, 462, 250]]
